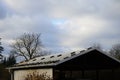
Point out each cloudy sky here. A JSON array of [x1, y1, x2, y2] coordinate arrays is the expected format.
[[0, 0, 120, 54]]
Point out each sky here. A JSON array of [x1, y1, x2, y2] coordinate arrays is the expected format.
[[0, 0, 120, 55]]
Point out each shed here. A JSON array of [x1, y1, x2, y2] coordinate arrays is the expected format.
[[8, 48, 120, 80]]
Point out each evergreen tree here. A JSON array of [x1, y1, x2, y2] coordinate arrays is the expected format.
[[0, 38, 4, 61], [0, 38, 4, 53], [2, 54, 16, 67]]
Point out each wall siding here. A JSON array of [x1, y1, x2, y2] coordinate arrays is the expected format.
[[14, 68, 53, 80]]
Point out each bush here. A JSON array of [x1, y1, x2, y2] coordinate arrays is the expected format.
[[24, 71, 52, 80]]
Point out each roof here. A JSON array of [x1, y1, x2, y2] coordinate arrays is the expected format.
[[9, 47, 120, 69]]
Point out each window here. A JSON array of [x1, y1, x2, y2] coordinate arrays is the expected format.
[[57, 54, 62, 57]]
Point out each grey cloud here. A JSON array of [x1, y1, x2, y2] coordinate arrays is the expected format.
[[0, 14, 61, 52], [3, 0, 101, 17], [0, 0, 7, 19], [5, 0, 120, 19], [25, 16, 61, 48], [0, 0, 120, 53], [0, 0, 14, 19], [4, 0, 120, 17]]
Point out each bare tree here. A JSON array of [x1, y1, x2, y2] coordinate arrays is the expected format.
[[91, 43, 102, 50], [109, 43, 120, 60], [11, 33, 44, 61]]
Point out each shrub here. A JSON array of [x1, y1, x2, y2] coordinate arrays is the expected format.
[[24, 71, 52, 80]]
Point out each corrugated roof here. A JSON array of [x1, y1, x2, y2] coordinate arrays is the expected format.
[[12, 47, 95, 67], [15, 49, 81, 66]]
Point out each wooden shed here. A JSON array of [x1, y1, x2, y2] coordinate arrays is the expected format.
[[8, 48, 120, 80]]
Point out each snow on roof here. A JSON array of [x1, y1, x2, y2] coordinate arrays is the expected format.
[[14, 47, 93, 67]]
